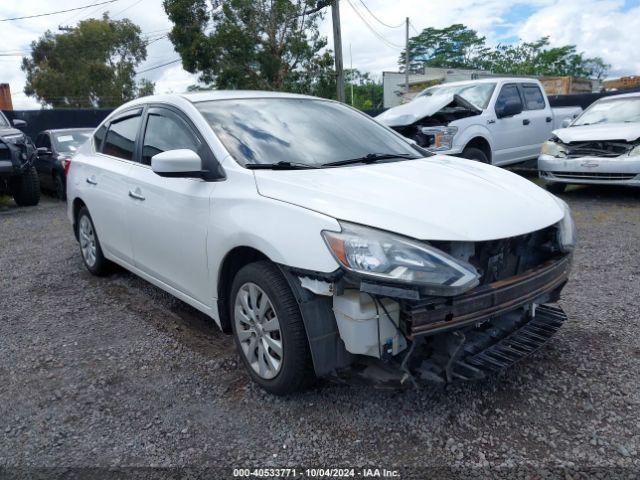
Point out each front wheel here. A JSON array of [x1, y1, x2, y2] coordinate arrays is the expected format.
[[460, 147, 489, 164], [230, 261, 314, 395]]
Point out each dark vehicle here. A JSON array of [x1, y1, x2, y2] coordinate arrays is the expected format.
[[35, 129, 92, 200], [0, 111, 40, 206]]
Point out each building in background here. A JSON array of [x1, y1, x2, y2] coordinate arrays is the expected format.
[[0, 84, 13, 110]]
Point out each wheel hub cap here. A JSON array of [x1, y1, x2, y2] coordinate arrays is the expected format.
[[79, 216, 97, 267], [234, 283, 283, 380]]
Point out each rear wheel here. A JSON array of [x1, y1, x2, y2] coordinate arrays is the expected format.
[[77, 206, 111, 276], [460, 147, 489, 164], [53, 173, 66, 201], [10, 166, 40, 206], [545, 182, 566, 194], [230, 261, 313, 395]]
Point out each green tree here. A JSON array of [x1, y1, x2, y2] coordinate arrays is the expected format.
[[345, 69, 383, 109], [163, 0, 332, 93], [22, 14, 154, 108], [399, 24, 489, 73], [400, 24, 610, 79]]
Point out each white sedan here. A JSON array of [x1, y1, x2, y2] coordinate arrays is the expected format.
[[539, 92, 640, 193], [67, 91, 575, 394]]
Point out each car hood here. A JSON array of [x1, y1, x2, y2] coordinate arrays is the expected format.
[[376, 95, 455, 127], [554, 122, 640, 143], [254, 156, 564, 241]]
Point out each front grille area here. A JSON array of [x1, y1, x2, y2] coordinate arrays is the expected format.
[[543, 171, 637, 181], [562, 140, 633, 158], [430, 225, 559, 285]]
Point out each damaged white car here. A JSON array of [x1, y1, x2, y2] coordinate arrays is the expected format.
[[66, 92, 575, 395], [377, 78, 581, 166], [539, 92, 640, 192]]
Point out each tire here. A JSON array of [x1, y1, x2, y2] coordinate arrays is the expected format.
[[53, 173, 66, 201], [230, 261, 314, 395], [546, 182, 566, 194], [76, 206, 111, 276], [10, 166, 40, 206], [460, 147, 489, 164]]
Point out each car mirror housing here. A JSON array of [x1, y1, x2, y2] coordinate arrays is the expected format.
[[151, 149, 205, 178], [37, 147, 51, 156], [12, 119, 27, 129], [496, 100, 523, 119], [561, 117, 572, 128]]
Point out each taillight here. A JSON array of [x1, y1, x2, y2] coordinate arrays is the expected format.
[[62, 158, 71, 175]]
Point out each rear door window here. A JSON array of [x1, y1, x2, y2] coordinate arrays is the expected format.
[[522, 84, 546, 110], [495, 84, 523, 113], [102, 114, 142, 161]]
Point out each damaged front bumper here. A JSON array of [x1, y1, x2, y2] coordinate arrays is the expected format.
[[284, 252, 572, 387], [539, 154, 640, 186]]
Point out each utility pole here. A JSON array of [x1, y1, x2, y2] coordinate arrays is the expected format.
[[332, 1, 345, 103], [405, 17, 410, 96]]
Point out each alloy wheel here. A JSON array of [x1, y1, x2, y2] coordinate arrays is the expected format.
[[79, 215, 97, 267]]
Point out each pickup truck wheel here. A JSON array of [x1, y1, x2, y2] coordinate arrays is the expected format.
[[460, 147, 489, 164], [77, 206, 110, 276], [546, 182, 566, 194], [10, 166, 40, 206], [230, 261, 313, 395]]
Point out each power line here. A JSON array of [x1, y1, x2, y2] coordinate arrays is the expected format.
[[357, 0, 404, 29], [136, 57, 181, 74], [409, 20, 420, 35], [0, 1, 119, 22], [112, 0, 146, 18], [345, 0, 403, 49]]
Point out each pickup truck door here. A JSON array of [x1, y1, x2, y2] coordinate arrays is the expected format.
[[488, 83, 530, 165], [519, 83, 553, 158], [126, 106, 214, 306]]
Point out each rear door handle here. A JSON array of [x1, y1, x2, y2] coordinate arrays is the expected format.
[[522, 119, 530, 125], [86, 177, 97, 185], [546, 117, 553, 123], [128, 189, 145, 201]]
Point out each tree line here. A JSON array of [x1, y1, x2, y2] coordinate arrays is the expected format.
[[21, 1, 609, 109]]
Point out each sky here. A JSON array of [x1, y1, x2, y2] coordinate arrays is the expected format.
[[1, 0, 639, 109]]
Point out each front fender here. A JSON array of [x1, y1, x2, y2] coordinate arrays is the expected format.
[[451, 121, 494, 153]]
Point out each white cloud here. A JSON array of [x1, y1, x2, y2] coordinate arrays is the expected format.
[[516, 0, 640, 76]]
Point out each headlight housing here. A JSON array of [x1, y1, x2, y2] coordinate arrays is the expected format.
[[420, 126, 458, 151], [541, 140, 567, 158], [628, 145, 640, 157], [556, 199, 576, 252], [322, 222, 479, 296]]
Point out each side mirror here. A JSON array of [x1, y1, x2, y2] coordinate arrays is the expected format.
[[12, 119, 27, 129], [151, 149, 204, 178], [561, 117, 572, 128], [37, 147, 52, 156], [496, 100, 523, 119]]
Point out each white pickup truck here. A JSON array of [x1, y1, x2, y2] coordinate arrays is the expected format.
[[377, 78, 582, 166]]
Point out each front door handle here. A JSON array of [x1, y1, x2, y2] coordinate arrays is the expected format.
[[522, 119, 530, 125], [86, 177, 97, 185], [128, 189, 145, 201], [546, 116, 553, 123]]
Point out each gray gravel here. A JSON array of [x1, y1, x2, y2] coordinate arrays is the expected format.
[[1, 186, 639, 476]]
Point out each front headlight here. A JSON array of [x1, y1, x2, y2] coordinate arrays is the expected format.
[[420, 126, 458, 151], [556, 200, 576, 252], [628, 145, 640, 157], [322, 222, 479, 296], [541, 140, 567, 158]]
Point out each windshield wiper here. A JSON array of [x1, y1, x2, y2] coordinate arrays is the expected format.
[[245, 161, 320, 170], [322, 152, 418, 167]]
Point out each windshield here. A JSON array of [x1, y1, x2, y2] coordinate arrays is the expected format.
[[195, 98, 420, 167], [0, 111, 9, 128], [573, 97, 640, 126], [416, 82, 496, 109], [53, 131, 91, 153]]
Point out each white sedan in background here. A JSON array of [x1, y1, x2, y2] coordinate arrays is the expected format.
[[539, 92, 640, 193], [66, 91, 575, 395]]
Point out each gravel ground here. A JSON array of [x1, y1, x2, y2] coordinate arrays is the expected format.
[[1, 186, 639, 477]]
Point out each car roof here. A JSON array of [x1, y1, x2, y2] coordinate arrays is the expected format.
[[596, 91, 640, 101], [425, 77, 539, 88]]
